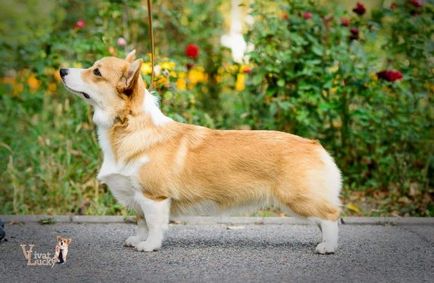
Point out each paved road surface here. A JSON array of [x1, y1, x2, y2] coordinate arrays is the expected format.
[[0, 220, 433, 282]]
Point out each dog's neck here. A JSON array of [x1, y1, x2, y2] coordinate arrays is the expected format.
[[92, 89, 172, 130], [93, 89, 173, 164]]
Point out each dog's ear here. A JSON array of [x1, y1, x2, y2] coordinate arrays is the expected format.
[[66, 238, 72, 245], [57, 236, 61, 242], [118, 58, 143, 96], [125, 49, 136, 63]]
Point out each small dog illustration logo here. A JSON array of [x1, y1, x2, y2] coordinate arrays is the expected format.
[[54, 236, 72, 264]]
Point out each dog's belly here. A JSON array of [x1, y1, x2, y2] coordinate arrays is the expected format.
[[170, 198, 278, 216]]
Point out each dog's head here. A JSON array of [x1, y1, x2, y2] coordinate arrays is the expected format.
[[60, 50, 144, 123], [56, 236, 72, 249]]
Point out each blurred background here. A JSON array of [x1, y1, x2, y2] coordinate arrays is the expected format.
[[0, 0, 432, 216]]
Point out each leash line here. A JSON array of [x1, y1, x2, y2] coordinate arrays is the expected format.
[[147, 0, 155, 90]]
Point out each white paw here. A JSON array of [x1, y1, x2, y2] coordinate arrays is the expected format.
[[124, 235, 141, 247], [315, 242, 337, 254], [135, 240, 161, 252]]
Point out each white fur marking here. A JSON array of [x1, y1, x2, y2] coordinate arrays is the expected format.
[[125, 218, 148, 247], [318, 150, 342, 207], [96, 127, 149, 209], [93, 108, 114, 128], [133, 193, 171, 252], [143, 90, 172, 126], [315, 219, 338, 254]]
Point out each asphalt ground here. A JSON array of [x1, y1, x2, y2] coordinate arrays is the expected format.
[[0, 218, 433, 282]]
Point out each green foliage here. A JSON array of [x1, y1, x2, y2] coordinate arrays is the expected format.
[[243, 0, 433, 216], [0, 0, 432, 216]]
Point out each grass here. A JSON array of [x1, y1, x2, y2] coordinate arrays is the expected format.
[[0, 86, 128, 215]]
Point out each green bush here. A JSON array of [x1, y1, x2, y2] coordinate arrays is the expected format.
[[243, 0, 433, 216]]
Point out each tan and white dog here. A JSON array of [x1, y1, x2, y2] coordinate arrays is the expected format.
[[54, 236, 72, 263], [60, 50, 342, 254]]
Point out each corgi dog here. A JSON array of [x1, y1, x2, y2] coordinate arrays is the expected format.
[[60, 50, 342, 254], [54, 236, 72, 264]]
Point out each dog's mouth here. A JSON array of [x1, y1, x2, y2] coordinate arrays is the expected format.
[[80, 92, 90, 99], [64, 85, 91, 99]]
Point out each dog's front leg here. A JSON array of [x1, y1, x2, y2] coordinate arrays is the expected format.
[[54, 245, 60, 262], [125, 215, 148, 247], [133, 192, 170, 252], [63, 249, 68, 262]]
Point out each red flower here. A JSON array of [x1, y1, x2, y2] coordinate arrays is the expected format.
[[242, 66, 252, 74], [350, 28, 359, 40], [376, 70, 403, 82], [303, 12, 312, 20], [352, 2, 366, 16], [410, 0, 423, 8], [185, 44, 199, 59], [74, 19, 86, 30], [341, 17, 350, 27]]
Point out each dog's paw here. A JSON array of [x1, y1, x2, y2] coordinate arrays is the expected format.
[[135, 240, 161, 252], [315, 242, 336, 254], [124, 236, 141, 247]]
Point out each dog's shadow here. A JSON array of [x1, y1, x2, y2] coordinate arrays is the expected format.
[[162, 237, 317, 251]]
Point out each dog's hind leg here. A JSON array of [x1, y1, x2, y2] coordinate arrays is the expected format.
[[274, 176, 341, 254], [133, 192, 171, 252], [311, 218, 339, 254], [280, 196, 340, 254]]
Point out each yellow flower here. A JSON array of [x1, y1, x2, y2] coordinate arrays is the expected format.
[[156, 76, 169, 88], [48, 83, 57, 94], [160, 61, 176, 71], [369, 72, 378, 81], [235, 73, 245, 91], [227, 64, 239, 74], [176, 72, 187, 90], [188, 66, 207, 86], [27, 74, 40, 92], [13, 83, 24, 96], [53, 70, 62, 82], [141, 62, 153, 75]]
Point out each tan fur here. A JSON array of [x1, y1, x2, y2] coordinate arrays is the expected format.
[[78, 55, 341, 221]]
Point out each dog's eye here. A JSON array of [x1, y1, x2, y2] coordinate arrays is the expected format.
[[93, 68, 102, 77]]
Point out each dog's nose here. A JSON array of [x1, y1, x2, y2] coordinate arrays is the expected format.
[[59, 68, 68, 78]]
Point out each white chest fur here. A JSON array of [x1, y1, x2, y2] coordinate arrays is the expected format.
[[93, 92, 171, 209], [96, 127, 149, 209]]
